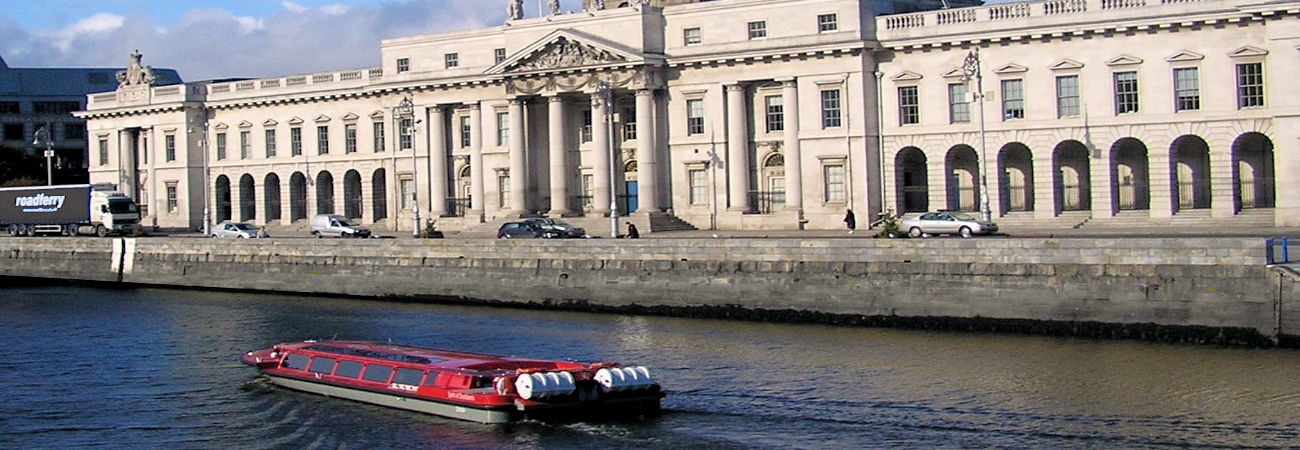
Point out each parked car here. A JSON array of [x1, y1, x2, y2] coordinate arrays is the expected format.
[[310, 214, 372, 238], [211, 221, 268, 239], [899, 211, 998, 238], [497, 221, 560, 239], [523, 218, 589, 238]]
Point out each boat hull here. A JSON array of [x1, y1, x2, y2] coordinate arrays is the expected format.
[[265, 374, 517, 423]]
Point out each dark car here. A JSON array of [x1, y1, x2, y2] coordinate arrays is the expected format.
[[497, 221, 559, 239], [523, 218, 589, 238]]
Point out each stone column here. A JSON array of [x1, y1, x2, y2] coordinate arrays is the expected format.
[[548, 96, 569, 215], [118, 130, 137, 200], [591, 93, 612, 215], [635, 89, 658, 212], [428, 106, 448, 217], [1209, 139, 1235, 218], [1146, 138, 1173, 219], [468, 103, 485, 222], [781, 80, 802, 213], [725, 84, 751, 212], [507, 98, 527, 215]]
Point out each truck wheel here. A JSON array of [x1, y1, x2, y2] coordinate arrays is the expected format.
[[23, 225, 36, 237], [96, 225, 109, 237], [311, 231, 321, 238], [62, 225, 75, 236], [6, 225, 17, 236]]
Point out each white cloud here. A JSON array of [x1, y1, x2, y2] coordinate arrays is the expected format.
[[282, 2, 307, 13], [42, 12, 125, 51], [320, 4, 350, 15], [233, 16, 264, 33]]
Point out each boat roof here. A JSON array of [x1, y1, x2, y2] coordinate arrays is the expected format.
[[278, 340, 553, 370]]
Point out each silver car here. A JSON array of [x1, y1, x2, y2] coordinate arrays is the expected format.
[[899, 212, 997, 238], [211, 221, 268, 239]]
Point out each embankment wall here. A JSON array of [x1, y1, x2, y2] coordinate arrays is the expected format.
[[2, 237, 1296, 345]]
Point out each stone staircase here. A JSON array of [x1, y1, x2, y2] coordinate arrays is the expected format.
[[993, 210, 1091, 230], [1081, 208, 1276, 230]]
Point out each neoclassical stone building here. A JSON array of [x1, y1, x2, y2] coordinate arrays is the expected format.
[[79, 0, 1300, 233]]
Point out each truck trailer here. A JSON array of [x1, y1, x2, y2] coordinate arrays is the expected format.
[[0, 184, 141, 237]]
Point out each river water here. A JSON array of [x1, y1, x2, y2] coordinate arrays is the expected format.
[[1, 284, 1297, 449]]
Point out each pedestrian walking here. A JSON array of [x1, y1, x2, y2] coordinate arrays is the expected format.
[[625, 222, 640, 239], [844, 209, 856, 234]]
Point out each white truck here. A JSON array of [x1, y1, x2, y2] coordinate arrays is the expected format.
[[0, 184, 141, 237]]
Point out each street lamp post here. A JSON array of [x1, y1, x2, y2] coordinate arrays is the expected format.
[[596, 82, 619, 238], [33, 125, 54, 185], [962, 48, 992, 222], [394, 95, 420, 237]]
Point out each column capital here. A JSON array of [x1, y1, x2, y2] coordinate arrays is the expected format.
[[725, 83, 746, 93], [467, 102, 481, 111], [508, 97, 526, 106], [548, 95, 566, 104], [635, 89, 654, 98]]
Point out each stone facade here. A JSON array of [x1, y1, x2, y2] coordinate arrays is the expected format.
[[77, 0, 1300, 232]]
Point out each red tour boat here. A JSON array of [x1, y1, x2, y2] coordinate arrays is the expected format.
[[240, 340, 663, 423]]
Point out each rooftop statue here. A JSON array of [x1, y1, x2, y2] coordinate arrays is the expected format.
[[115, 50, 156, 87], [506, 0, 523, 21]]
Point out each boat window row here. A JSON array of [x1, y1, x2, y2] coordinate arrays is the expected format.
[[302, 344, 443, 365], [282, 352, 475, 387]]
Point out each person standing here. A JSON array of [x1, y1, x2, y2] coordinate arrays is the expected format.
[[844, 209, 856, 234], [625, 222, 640, 239]]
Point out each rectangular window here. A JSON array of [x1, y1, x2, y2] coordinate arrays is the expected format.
[[165, 134, 176, 162], [317, 125, 329, 155], [0, 101, 19, 114], [345, 124, 357, 153], [494, 48, 507, 64], [63, 123, 84, 140], [282, 354, 309, 370], [1001, 79, 1024, 120], [400, 177, 414, 210], [496, 111, 509, 146], [898, 86, 920, 125], [333, 360, 363, 378], [399, 118, 413, 151], [764, 95, 784, 132], [1114, 71, 1139, 114], [1237, 62, 1264, 109], [824, 164, 845, 203], [818, 13, 838, 32], [689, 169, 707, 205], [686, 99, 705, 135], [396, 58, 410, 73], [264, 129, 276, 157], [393, 368, 424, 386], [683, 27, 702, 46], [239, 130, 250, 159], [32, 101, 81, 114], [623, 107, 637, 141], [459, 115, 472, 148], [1173, 68, 1200, 112], [581, 174, 594, 211], [166, 182, 178, 212], [361, 364, 394, 383], [498, 174, 510, 208], [98, 138, 108, 166], [216, 132, 227, 160], [290, 127, 302, 156], [141, 136, 148, 165], [308, 357, 336, 374], [581, 110, 593, 143], [444, 53, 459, 69], [822, 89, 843, 128], [948, 83, 970, 124], [747, 21, 767, 39], [3, 123, 22, 141], [1056, 75, 1080, 117], [373, 122, 385, 152]]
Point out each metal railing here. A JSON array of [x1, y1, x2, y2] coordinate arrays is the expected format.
[[445, 198, 470, 217]]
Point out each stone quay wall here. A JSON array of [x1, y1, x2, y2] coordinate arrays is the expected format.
[[2, 237, 1296, 346]]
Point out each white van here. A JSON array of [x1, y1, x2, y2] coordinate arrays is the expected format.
[[310, 214, 372, 238]]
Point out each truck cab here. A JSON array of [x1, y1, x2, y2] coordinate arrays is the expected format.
[[89, 188, 140, 236]]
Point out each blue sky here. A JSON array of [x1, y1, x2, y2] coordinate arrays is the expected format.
[[0, 0, 587, 80]]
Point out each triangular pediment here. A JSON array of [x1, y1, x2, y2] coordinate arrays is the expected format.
[[1165, 50, 1204, 63], [488, 29, 641, 75], [1049, 59, 1084, 71], [369, 110, 386, 120], [288, 117, 304, 125], [994, 63, 1028, 75], [1229, 45, 1268, 58], [942, 67, 967, 79], [341, 113, 359, 122], [1106, 54, 1144, 66], [263, 119, 279, 127], [213, 122, 229, 130], [238, 120, 253, 128], [892, 70, 923, 82], [314, 114, 331, 123]]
